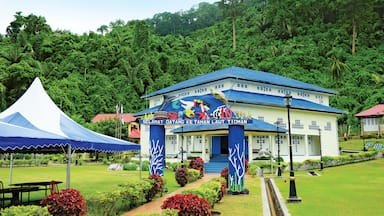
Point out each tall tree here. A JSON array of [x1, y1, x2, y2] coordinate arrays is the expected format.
[[218, 0, 245, 49]]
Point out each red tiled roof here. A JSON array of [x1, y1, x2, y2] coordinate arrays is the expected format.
[[355, 104, 384, 117], [91, 114, 136, 123]]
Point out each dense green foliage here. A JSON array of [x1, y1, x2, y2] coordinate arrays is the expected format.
[[0, 0, 383, 134]]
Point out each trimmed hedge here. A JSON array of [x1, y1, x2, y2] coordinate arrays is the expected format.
[[188, 168, 201, 183], [0, 205, 50, 216]]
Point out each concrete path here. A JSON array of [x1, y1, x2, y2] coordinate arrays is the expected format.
[[121, 173, 217, 216]]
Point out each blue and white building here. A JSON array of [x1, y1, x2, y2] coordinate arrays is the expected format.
[[135, 67, 345, 163]]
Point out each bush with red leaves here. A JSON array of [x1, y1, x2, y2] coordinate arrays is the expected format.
[[189, 157, 205, 177], [220, 167, 228, 188], [147, 174, 164, 201], [175, 167, 189, 187], [40, 188, 87, 216], [161, 194, 211, 216]]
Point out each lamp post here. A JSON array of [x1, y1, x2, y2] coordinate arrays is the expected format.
[[284, 94, 301, 202], [275, 121, 282, 177], [318, 128, 324, 170], [181, 126, 184, 167]]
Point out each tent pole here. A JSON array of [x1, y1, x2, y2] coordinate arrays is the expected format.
[[66, 145, 72, 189], [9, 153, 13, 185]]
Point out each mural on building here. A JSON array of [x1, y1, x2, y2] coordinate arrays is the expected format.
[[157, 93, 236, 120]]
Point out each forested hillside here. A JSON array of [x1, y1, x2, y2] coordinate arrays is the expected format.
[[0, 0, 383, 135]]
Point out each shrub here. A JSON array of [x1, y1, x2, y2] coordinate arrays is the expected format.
[[188, 168, 201, 183], [220, 167, 228, 188], [123, 163, 138, 170], [0, 205, 50, 216], [147, 174, 164, 201], [182, 187, 217, 208], [201, 181, 223, 203], [189, 157, 205, 177], [41, 188, 87, 216], [141, 160, 150, 171], [211, 177, 227, 201], [175, 167, 189, 187], [85, 191, 120, 216], [119, 180, 152, 209], [161, 194, 211, 216]]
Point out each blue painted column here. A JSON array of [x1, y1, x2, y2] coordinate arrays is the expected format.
[[149, 125, 165, 176], [228, 125, 245, 193]]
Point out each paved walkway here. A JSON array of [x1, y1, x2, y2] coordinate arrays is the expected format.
[[121, 174, 217, 216]]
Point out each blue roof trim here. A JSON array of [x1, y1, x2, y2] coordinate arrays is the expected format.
[[171, 118, 287, 133], [224, 90, 345, 114], [143, 67, 337, 98], [133, 105, 160, 116]]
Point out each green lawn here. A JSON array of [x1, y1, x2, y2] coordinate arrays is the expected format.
[[0, 165, 178, 201], [213, 176, 263, 216], [274, 158, 384, 216], [339, 137, 384, 151], [2, 159, 383, 215]]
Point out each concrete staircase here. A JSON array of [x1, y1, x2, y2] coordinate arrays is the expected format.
[[204, 155, 228, 173]]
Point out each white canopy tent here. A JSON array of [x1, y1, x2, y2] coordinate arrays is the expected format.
[[0, 77, 140, 188]]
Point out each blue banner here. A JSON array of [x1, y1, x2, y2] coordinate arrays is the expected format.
[[140, 119, 251, 125], [228, 125, 245, 193], [149, 125, 165, 176]]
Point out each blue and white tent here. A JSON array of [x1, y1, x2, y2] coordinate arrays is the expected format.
[[0, 77, 140, 187], [0, 77, 140, 153]]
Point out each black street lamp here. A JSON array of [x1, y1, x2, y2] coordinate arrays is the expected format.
[[284, 94, 302, 202], [275, 121, 282, 177], [318, 128, 324, 170], [181, 126, 184, 167]]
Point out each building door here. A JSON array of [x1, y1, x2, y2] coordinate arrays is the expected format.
[[220, 136, 228, 154]]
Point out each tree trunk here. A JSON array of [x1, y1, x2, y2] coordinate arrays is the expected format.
[[352, 17, 357, 56], [232, 16, 236, 50]]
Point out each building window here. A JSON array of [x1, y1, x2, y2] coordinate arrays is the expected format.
[[274, 134, 286, 145], [214, 84, 224, 89], [324, 122, 332, 131], [194, 88, 207, 94], [257, 86, 271, 92], [237, 83, 248, 89], [278, 89, 291, 95], [254, 135, 268, 149], [178, 91, 190, 97], [297, 91, 310, 98], [292, 135, 303, 153], [292, 119, 304, 129], [309, 121, 320, 130]]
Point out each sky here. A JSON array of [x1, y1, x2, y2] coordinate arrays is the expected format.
[[0, 0, 217, 35]]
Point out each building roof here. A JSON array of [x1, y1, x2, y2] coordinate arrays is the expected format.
[[355, 104, 384, 117], [142, 66, 337, 98], [171, 118, 287, 133], [134, 90, 345, 116], [91, 114, 136, 123]]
